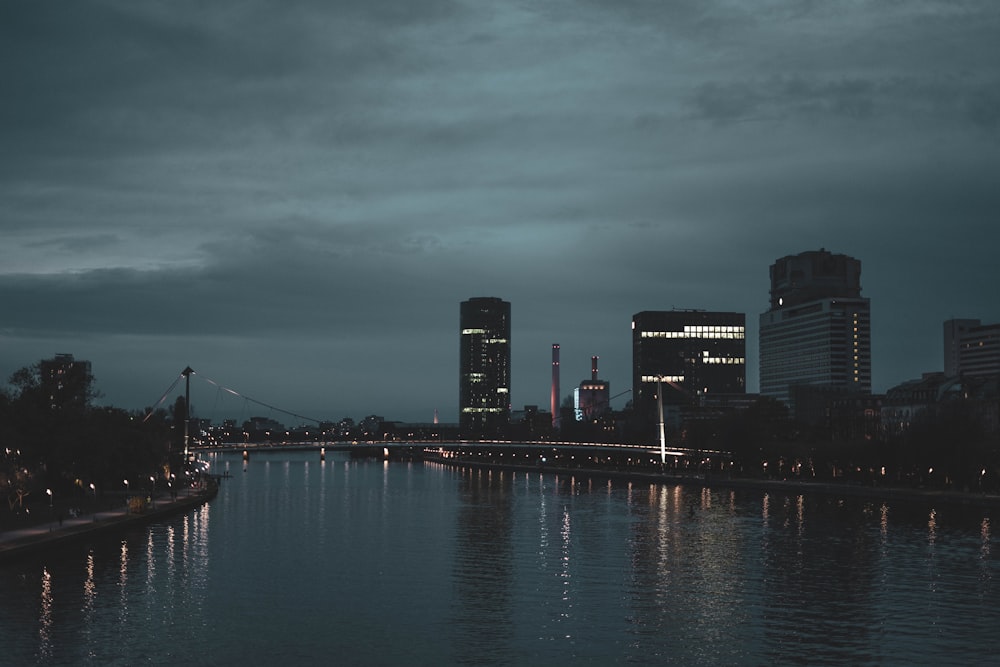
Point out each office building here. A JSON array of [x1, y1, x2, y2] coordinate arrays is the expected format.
[[39, 353, 93, 411], [459, 297, 511, 434], [574, 356, 610, 422], [944, 318, 1000, 377], [759, 249, 871, 416], [631, 310, 746, 430]]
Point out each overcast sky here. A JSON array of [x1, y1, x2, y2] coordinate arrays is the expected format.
[[2, 0, 998, 425]]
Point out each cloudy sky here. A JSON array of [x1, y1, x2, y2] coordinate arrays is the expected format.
[[2, 0, 998, 425]]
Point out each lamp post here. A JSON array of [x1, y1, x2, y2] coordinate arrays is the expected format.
[[90, 483, 97, 520], [46, 488, 53, 531], [123, 479, 129, 512], [149, 476, 156, 508]]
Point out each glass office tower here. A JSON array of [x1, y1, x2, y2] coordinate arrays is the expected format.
[[631, 310, 746, 429], [459, 297, 511, 434], [759, 249, 871, 415]]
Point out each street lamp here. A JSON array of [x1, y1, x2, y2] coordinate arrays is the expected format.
[[46, 488, 53, 530], [90, 483, 97, 520]]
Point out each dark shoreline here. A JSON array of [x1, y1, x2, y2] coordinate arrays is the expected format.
[[426, 455, 1000, 510], [0, 482, 219, 564]]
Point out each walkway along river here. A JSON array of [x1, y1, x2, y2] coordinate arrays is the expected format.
[[0, 479, 218, 564]]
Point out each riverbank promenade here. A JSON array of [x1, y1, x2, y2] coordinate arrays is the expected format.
[[0, 482, 218, 563], [425, 454, 1000, 509]]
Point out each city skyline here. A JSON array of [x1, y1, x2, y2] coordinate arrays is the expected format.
[[2, 1, 999, 423]]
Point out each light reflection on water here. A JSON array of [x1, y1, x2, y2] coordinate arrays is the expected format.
[[1, 450, 1000, 666], [38, 566, 52, 662]]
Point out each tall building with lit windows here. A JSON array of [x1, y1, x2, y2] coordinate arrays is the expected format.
[[39, 352, 93, 411], [459, 297, 511, 434], [631, 310, 746, 430], [759, 249, 871, 417], [944, 318, 1000, 377]]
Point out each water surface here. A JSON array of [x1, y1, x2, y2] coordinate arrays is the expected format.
[[2, 450, 997, 665]]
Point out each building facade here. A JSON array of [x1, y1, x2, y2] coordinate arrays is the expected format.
[[459, 297, 511, 434], [574, 356, 610, 422], [39, 353, 93, 411], [759, 249, 871, 416], [631, 310, 746, 431], [944, 318, 1000, 378]]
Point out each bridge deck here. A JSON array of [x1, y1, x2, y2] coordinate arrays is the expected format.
[[195, 440, 732, 460]]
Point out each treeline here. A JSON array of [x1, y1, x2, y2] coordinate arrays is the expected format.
[[1, 362, 182, 520], [684, 397, 1000, 492]]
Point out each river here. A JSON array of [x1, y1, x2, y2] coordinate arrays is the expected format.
[[2, 449, 998, 665]]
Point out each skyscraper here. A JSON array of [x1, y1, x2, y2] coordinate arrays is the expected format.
[[459, 297, 511, 434], [631, 310, 746, 430], [39, 352, 93, 411], [759, 249, 871, 415]]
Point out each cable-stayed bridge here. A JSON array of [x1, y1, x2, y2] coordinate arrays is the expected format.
[[147, 367, 733, 468]]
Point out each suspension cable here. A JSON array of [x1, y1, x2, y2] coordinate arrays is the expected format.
[[196, 373, 324, 425], [142, 372, 185, 422]]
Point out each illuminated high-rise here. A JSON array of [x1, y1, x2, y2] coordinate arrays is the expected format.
[[759, 249, 871, 415], [39, 352, 93, 411], [459, 297, 511, 434], [631, 310, 746, 430]]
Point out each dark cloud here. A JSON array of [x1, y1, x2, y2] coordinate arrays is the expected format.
[[689, 74, 1000, 126]]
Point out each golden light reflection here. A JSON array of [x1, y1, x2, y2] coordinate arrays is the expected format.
[[182, 513, 192, 567], [561, 508, 572, 604], [982, 518, 991, 560], [195, 502, 211, 544], [39, 567, 53, 661], [83, 552, 96, 613], [146, 532, 156, 587], [656, 485, 671, 576], [928, 509, 937, 546], [166, 525, 176, 574], [119, 540, 129, 623]]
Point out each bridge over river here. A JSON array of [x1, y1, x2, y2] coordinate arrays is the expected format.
[[195, 440, 735, 472], [151, 366, 733, 471]]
